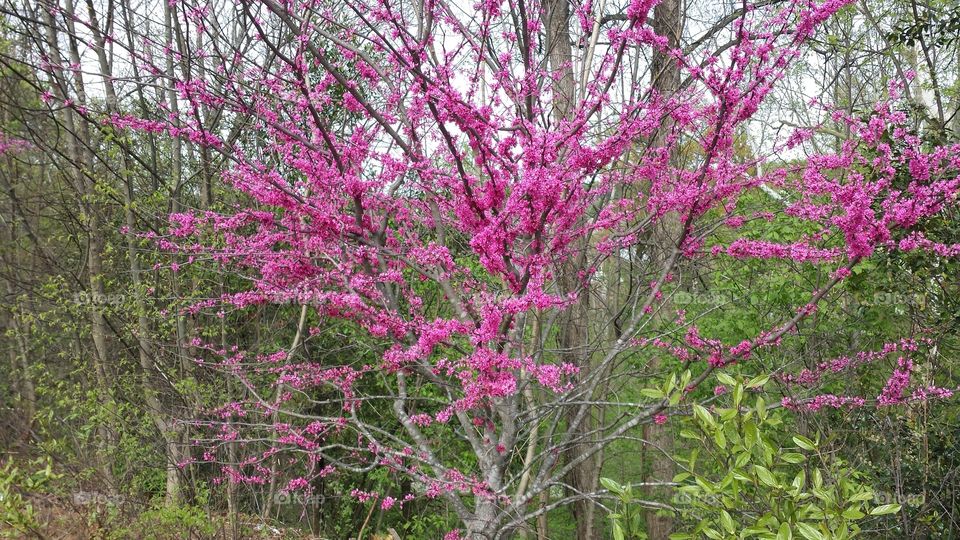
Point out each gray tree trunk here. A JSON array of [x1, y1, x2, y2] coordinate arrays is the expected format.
[[645, 0, 682, 538]]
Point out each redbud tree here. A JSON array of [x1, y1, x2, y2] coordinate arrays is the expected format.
[[100, 0, 960, 536]]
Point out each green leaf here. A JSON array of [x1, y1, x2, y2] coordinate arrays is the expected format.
[[744, 420, 759, 448], [693, 404, 717, 429], [870, 504, 902, 516], [714, 430, 727, 449], [792, 471, 805, 491], [641, 388, 665, 399], [703, 527, 723, 539], [777, 523, 793, 540], [812, 487, 835, 505], [667, 373, 678, 394], [792, 435, 817, 451], [718, 407, 739, 421], [721, 510, 736, 533], [717, 373, 737, 386], [746, 374, 770, 388], [756, 396, 767, 421], [613, 521, 625, 540], [796, 522, 826, 540], [754, 465, 778, 487], [841, 508, 865, 520], [600, 477, 623, 495], [781, 453, 806, 464]]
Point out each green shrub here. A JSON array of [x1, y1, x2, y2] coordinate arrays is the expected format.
[[0, 458, 60, 539], [603, 376, 901, 540]]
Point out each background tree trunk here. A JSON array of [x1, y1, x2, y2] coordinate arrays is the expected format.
[[645, 0, 682, 537], [545, 0, 601, 537]]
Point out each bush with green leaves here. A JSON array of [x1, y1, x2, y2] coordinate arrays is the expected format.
[[105, 502, 222, 540], [604, 375, 902, 540], [0, 458, 60, 539], [601, 477, 650, 540]]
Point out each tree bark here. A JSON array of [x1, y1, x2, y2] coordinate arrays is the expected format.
[[645, 0, 682, 537], [544, 0, 601, 537], [83, 0, 186, 506], [42, 0, 118, 493]]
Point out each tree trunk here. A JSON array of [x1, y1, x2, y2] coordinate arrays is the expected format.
[[544, 0, 601, 537], [82, 0, 185, 506], [645, 0, 682, 537], [42, 0, 118, 493]]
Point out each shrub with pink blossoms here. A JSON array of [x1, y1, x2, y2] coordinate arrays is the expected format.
[[98, 0, 960, 536]]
